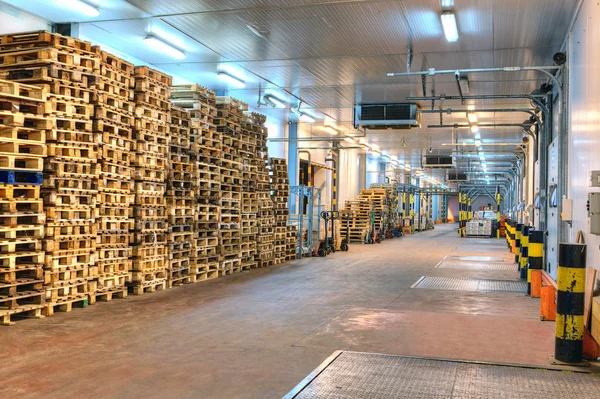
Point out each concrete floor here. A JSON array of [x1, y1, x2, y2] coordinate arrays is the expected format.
[[0, 224, 555, 399]]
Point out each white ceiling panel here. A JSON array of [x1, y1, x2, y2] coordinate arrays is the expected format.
[[1, 0, 148, 23]]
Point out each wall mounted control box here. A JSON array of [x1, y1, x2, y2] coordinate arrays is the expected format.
[[588, 192, 600, 235], [590, 171, 600, 187], [562, 198, 573, 221]]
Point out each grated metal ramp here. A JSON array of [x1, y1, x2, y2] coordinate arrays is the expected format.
[[445, 255, 505, 262], [411, 276, 527, 293], [285, 351, 600, 399], [455, 244, 507, 252], [436, 259, 516, 271]]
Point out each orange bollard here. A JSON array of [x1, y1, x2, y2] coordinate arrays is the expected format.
[[540, 285, 556, 321], [530, 269, 542, 298]]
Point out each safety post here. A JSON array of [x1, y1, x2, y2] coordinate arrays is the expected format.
[[519, 225, 530, 281], [555, 243, 586, 364], [496, 193, 501, 238], [528, 230, 544, 297], [514, 223, 522, 262], [458, 193, 463, 236]]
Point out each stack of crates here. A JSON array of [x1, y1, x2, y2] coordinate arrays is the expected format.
[[91, 48, 135, 303], [166, 107, 194, 287], [130, 66, 171, 295], [215, 96, 245, 276], [268, 158, 289, 264], [0, 79, 50, 324], [0, 32, 101, 314], [170, 84, 220, 282]]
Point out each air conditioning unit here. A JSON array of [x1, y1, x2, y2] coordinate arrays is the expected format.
[[423, 155, 455, 169], [447, 171, 468, 182], [354, 103, 421, 129]]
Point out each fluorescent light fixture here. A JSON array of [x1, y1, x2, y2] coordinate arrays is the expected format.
[[264, 94, 286, 108], [474, 139, 482, 146], [441, 12, 459, 43], [344, 137, 355, 144], [300, 113, 316, 123], [217, 72, 246, 88], [470, 125, 479, 133], [57, 0, 100, 17], [468, 113, 478, 123], [144, 35, 186, 60], [467, 105, 475, 111]]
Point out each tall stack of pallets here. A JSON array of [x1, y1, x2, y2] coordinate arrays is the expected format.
[[0, 79, 49, 325], [268, 158, 289, 264], [166, 107, 194, 287], [0, 32, 101, 315], [170, 84, 220, 282], [130, 66, 171, 295], [357, 189, 388, 232], [91, 48, 135, 303], [239, 114, 259, 270], [341, 200, 369, 242], [215, 96, 245, 275], [252, 113, 274, 268]]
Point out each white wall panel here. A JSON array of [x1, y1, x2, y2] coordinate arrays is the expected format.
[[0, 3, 49, 33], [568, 0, 600, 273]]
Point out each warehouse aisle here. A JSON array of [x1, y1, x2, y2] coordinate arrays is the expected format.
[[0, 224, 554, 399]]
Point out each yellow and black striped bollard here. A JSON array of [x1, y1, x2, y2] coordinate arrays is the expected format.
[[514, 223, 522, 263], [555, 243, 586, 363], [519, 225, 530, 281], [528, 230, 544, 297]]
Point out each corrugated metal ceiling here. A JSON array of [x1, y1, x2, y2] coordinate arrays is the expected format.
[[0, 0, 580, 174]]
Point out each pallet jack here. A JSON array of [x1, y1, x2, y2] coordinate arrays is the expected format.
[[317, 211, 338, 256], [339, 211, 353, 252], [365, 210, 382, 244]]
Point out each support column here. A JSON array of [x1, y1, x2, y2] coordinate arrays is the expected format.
[[287, 122, 298, 214], [358, 154, 367, 193]]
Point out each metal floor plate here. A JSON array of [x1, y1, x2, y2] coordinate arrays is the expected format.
[[411, 276, 527, 293], [436, 259, 516, 271], [445, 255, 505, 262], [455, 244, 507, 252], [285, 351, 600, 398]]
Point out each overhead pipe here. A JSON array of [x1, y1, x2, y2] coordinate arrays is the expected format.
[[267, 135, 363, 142], [418, 108, 538, 114], [388, 66, 562, 99], [428, 123, 527, 128]]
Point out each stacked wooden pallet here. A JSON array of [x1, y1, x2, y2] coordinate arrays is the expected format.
[[91, 48, 135, 303], [0, 79, 49, 324], [250, 113, 274, 268], [340, 200, 369, 242], [268, 158, 289, 264], [130, 66, 171, 295], [357, 189, 388, 231], [285, 225, 297, 261], [170, 84, 220, 282], [215, 96, 245, 276], [0, 32, 101, 314], [239, 114, 261, 270], [166, 107, 194, 287]]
